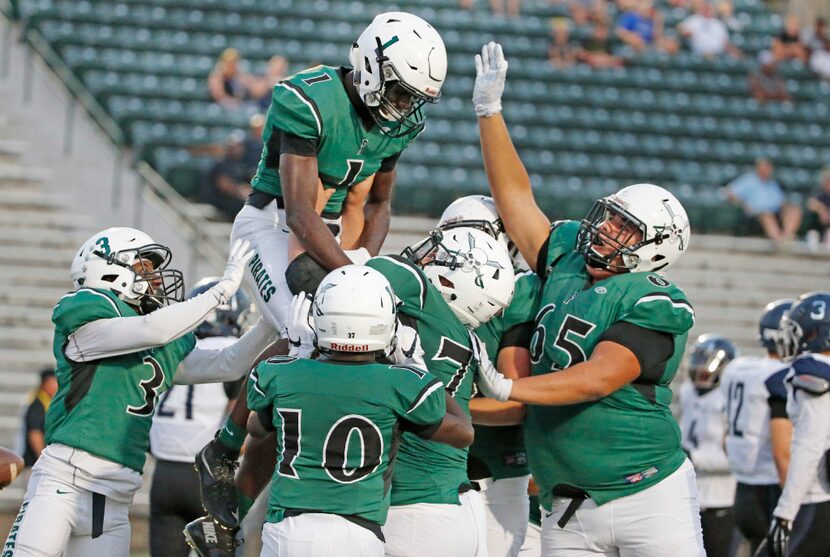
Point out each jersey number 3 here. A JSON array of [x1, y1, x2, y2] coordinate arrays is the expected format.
[[127, 356, 165, 417]]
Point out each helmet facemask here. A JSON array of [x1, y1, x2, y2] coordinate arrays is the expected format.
[[776, 314, 802, 361], [95, 244, 185, 313]]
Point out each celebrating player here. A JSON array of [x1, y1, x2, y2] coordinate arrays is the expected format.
[[472, 42, 703, 556], [678, 334, 739, 557], [767, 292, 830, 557], [720, 299, 793, 555], [195, 12, 447, 525], [147, 278, 255, 557], [2, 228, 276, 557], [246, 265, 473, 556]]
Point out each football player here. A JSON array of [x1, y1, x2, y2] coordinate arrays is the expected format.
[[196, 11, 447, 524], [246, 265, 473, 556], [720, 299, 794, 555], [678, 334, 739, 557], [147, 278, 254, 557], [768, 292, 830, 557], [472, 43, 703, 556], [425, 195, 540, 557], [2, 229, 276, 557]]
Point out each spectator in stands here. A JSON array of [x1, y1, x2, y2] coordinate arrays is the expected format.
[[250, 55, 289, 111], [677, 1, 742, 58], [16, 369, 57, 468], [771, 14, 808, 63], [243, 113, 265, 171], [575, 23, 625, 68], [748, 52, 792, 104], [202, 131, 254, 220], [716, 0, 743, 32], [207, 48, 257, 109], [459, 0, 521, 18], [570, 0, 609, 27], [548, 18, 576, 68], [800, 17, 828, 53], [725, 158, 803, 243], [808, 34, 830, 81], [806, 167, 830, 246], [615, 0, 679, 55]]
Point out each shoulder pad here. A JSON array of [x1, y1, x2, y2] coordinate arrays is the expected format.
[[765, 368, 790, 401], [792, 374, 830, 395], [792, 356, 830, 382]]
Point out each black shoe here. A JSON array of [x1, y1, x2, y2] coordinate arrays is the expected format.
[[183, 516, 239, 557], [195, 440, 240, 528]]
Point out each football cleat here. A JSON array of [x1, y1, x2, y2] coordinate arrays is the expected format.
[[194, 440, 240, 528], [183, 516, 239, 557]]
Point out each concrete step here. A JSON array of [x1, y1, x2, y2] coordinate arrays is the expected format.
[[676, 250, 830, 278], [0, 163, 50, 186], [0, 305, 55, 328], [0, 370, 47, 390], [0, 245, 74, 267], [0, 264, 71, 288], [0, 326, 53, 350], [0, 226, 83, 249], [0, 287, 66, 309], [0, 189, 68, 211], [0, 208, 90, 229], [671, 267, 828, 294], [0, 349, 55, 372], [0, 139, 27, 164]]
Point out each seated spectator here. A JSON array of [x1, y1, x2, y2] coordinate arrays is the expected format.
[[748, 52, 792, 104], [207, 48, 257, 108], [809, 35, 830, 81], [575, 23, 625, 68], [491, 0, 522, 18], [716, 0, 743, 32], [243, 113, 265, 170], [250, 55, 289, 111], [202, 131, 254, 220], [800, 17, 828, 53], [548, 18, 576, 68], [15, 369, 57, 468], [570, 0, 609, 27], [616, 0, 679, 55], [725, 158, 802, 242], [772, 14, 808, 63], [677, 1, 742, 58], [806, 167, 830, 245]]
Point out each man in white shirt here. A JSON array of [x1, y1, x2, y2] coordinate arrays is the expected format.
[[678, 2, 741, 58]]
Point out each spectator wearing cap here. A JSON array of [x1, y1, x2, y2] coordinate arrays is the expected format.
[[748, 52, 792, 104], [806, 168, 830, 246], [772, 14, 808, 63], [725, 158, 803, 243], [202, 131, 254, 220], [677, 1, 742, 58], [16, 369, 57, 467]]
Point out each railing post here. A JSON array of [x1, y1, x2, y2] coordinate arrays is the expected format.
[[0, 16, 11, 79], [22, 40, 32, 103], [112, 148, 124, 209], [133, 176, 144, 228], [63, 97, 75, 157]]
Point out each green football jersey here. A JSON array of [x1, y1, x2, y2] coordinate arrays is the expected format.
[[526, 221, 694, 509], [251, 65, 417, 215], [469, 272, 540, 480], [46, 288, 196, 472], [366, 255, 477, 505], [247, 356, 445, 525]]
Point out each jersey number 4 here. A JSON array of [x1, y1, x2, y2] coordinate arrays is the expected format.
[[127, 356, 165, 417], [277, 409, 384, 484]]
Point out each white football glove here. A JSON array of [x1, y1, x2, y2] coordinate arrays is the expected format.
[[470, 332, 513, 402], [473, 41, 509, 117], [388, 321, 426, 369], [286, 292, 315, 359], [212, 239, 255, 303]]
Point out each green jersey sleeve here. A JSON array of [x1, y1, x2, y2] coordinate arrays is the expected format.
[[538, 221, 580, 278], [366, 255, 429, 312], [247, 360, 278, 413], [389, 364, 446, 426], [52, 288, 122, 334], [268, 80, 322, 141], [618, 275, 695, 336], [501, 272, 541, 332]]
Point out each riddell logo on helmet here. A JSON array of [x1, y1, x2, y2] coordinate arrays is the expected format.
[[425, 87, 438, 96], [330, 342, 370, 352]]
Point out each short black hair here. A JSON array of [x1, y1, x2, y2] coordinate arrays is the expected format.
[[39, 368, 56, 381]]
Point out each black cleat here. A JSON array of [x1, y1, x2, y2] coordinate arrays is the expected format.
[[195, 440, 240, 528], [183, 516, 239, 557]]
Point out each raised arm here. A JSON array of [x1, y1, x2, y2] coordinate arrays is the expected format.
[[474, 43, 551, 271], [359, 168, 395, 256]]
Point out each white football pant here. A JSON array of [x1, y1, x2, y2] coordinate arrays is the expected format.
[[383, 490, 488, 557], [477, 475, 531, 557], [4, 467, 130, 556], [519, 523, 542, 556], [540, 459, 704, 557], [260, 514, 383, 557]]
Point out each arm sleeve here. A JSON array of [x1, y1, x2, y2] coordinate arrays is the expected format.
[[773, 390, 830, 520], [65, 288, 230, 362], [391, 366, 446, 427], [378, 151, 403, 173], [173, 318, 276, 385], [769, 398, 789, 419], [619, 283, 695, 336], [499, 322, 534, 351], [279, 131, 319, 157], [598, 321, 675, 381]]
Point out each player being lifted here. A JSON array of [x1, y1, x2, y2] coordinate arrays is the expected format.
[[472, 43, 704, 556], [678, 335, 739, 557], [720, 299, 794, 555], [194, 10, 447, 535], [246, 265, 474, 556], [2, 229, 276, 557]]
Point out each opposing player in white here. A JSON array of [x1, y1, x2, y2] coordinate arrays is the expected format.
[[678, 334, 738, 557], [2, 229, 276, 557], [148, 278, 255, 557], [720, 299, 793, 555], [767, 292, 830, 557]]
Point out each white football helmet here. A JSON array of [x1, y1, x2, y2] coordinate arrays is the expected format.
[[312, 265, 398, 354], [417, 227, 515, 329], [576, 184, 690, 273], [70, 227, 184, 313], [438, 195, 526, 269], [349, 11, 446, 137]]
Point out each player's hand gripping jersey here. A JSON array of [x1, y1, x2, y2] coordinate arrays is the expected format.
[[526, 221, 695, 509], [247, 356, 446, 525], [251, 66, 418, 216], [366, 255, 478, 505]]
